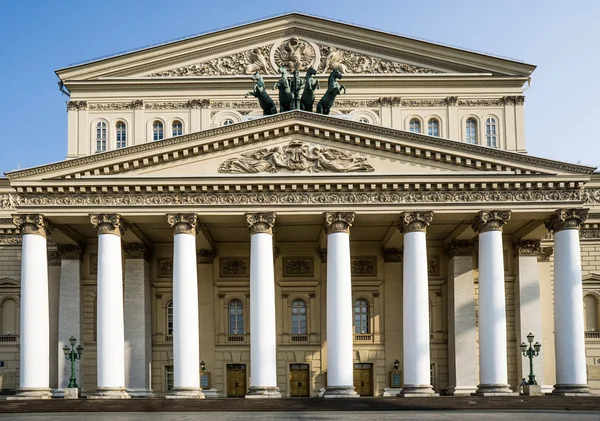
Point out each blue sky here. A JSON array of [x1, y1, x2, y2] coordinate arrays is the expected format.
[[0, 0, 599, 174]]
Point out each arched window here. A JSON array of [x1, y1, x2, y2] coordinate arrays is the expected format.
[[354, 299, 369, 334], [96, 121, 107, 151], [584, 295, 598, 332], [116, 121, 127, 148], [466, 118, 478, 144], [291, 299, 307, 335], [222, 118, 235, 126], [153, 121, 164, 141], [358, 117, 370, 123], [428, 118, 439, 137], [1, 298, 17, 335], [485, 117, 497, 147], [166, 301, 173, 335], [409, 118, 421, 133], [229, 299, 244, 335], [172, 120, 183, 137]]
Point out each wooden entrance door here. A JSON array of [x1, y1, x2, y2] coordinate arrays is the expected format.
[[227, 364, 246, 397], [353, 363, 373, 396], [289, 363, 310, 397]]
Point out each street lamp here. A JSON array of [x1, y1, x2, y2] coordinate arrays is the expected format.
[[62, 335, 83, 389], [200, 361, 206, 373], [520, 332, 541, 385], [393, 359, 399, 371]]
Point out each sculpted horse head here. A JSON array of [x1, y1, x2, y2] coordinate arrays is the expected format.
[[328, 68, 343, 89]]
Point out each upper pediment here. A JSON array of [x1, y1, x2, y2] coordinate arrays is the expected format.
[[56, 13, 535, 82], [5, 111, 593, 184]]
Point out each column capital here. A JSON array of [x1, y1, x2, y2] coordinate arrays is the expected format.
[[246, 212, 276, 235], [545, 208, 589, 232], [47, 250, 61, 266], [12, 214, 53, 238], [513, 240, 541, 257], [381, 247, 403, 262], [322, 212, 355, 235], [57, 243, 85, 260], [471, 210, 511, 233], [445, 240, 475, 257], [123, 242, 149, 260], [167, 213, 198, 236], [197, 248, 216, 264], [398, 211, 433, 234], [90, 214, 127, 237]]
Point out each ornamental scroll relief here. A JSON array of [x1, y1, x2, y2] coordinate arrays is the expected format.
[[218, 141, 374, 174], [147, 37, 439, 77]]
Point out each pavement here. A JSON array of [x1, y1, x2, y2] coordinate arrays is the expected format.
[[1, 412, 599, 421]]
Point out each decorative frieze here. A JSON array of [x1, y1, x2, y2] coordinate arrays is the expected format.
[[427, 256, 440, 276], [323, 212, 355, 235], [445, 240, 475, 257], [400, 99, 447, 107], [283, 257, 314, 277], [66, 100, 88, 110], [351, 257, 376, 276], [220, 258, 249, 277], [513, 240, 541, 257], [57, 244, 85, 260], [581, 230, 600, 240], [157, 258, 173, 277], [246, 212, 276, 235], [471, 210, 511, 233], [457, 99, 504, 107], [197, 249, 216, 264], [381, 247, 402, 262], [12, 214, 53, 238], [538, 247, 554, 262], [398, 211, 433, 233], [218, 141, 374, 174], [123, 242, 148, 260], [545, 209, 589, 232], [166, 214, 198, 236], [90, 214, 127, 237], [0, 235, 21, 245]]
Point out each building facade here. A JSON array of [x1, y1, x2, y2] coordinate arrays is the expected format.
[[1, 13, 600, 398]]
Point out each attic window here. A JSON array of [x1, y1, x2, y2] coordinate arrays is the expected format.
[[222, 118, 235, 126], [409, 118, 421, 133], [116, 121, 127, 148], [96, 121, 107, 152], [172, 121, 183, 137], [485, 118, 497, 148], [358, 117, 370, 124], [428, 118, 439, 137], [466, 118, 477, 144], [153, 121, 164, 141]]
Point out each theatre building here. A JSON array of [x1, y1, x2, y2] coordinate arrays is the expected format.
[[1, 13, 600, 399]]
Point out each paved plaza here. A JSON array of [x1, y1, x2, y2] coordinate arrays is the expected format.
[[1, 412, 599, 421]]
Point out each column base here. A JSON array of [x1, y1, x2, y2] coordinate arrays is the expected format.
[[201, 388, 220, 398], [400, 384, 437, 397], [382, 387, 402, 397], [88, 387, 131, 399], [165, 387, 205, 399], [445, 386, 477, 396], [127, 388, 156, 398], [7, 388, 52, 400], [552, 384, 590, 396], [245, 386, 281, 399], [475, 384, 517, 396], [323, 385, 359, 398]]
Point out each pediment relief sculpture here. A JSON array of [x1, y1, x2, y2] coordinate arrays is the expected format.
[[147, 37, 439, 77], [218, 141, 374, 174]]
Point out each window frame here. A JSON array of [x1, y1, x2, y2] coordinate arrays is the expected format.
[[228, 299, 244, 335], [485, 117, 498, 148], [172, 120, 183, 137], [115, 121, 127, 149], [291, 299, 307, 335], [166, 300, 173, 335], [153, 120, 164, 141], [427, 118, 440, 137], [354, 298, 370, 334], [95, 120, 108, 152], [465, 117, 478, 144], [409, 118, 421, 133]]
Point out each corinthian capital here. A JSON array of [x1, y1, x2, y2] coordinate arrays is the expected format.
[[57, 244, 85, 260], [513, 240, 541, 257], [471, 210, 511, 233], [12, 214, 53, 238], [322, 212, 355, 235], [246, 212, 276, 235], [545, 208, 589, 232], [398, 211, 433, 234], [90, 214, 127, 237], [167, 214, 198, 235]]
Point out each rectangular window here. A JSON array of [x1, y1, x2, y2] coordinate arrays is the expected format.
[[165, 365, 174, 391]]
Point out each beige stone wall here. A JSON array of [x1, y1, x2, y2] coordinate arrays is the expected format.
[[0, 245, 21, 391]]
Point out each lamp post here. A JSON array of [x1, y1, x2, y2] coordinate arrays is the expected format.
[[62, 335, 83, 389], [520, 332, 541, 385]]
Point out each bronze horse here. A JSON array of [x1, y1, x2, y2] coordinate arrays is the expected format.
[[273, 66, 294, 112], [316, 69, 345, 115], [245, 72, 277, 116], [300, 66, 320, 112]]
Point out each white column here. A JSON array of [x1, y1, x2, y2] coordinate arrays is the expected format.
[[446, 240, 478, 395], [322, 212, 358, 398], [89, 214, 129, 399], [10, 215, 52, 399], [166, 214, 204, 399], [123, 243, 155, 398], [56, 244, 84, 396], [514, 240, 547, 389], [472, 210, 514, 395], [399, 211, 436, 396], [546, 209, 590, 395], [245, 213, 280, 398]]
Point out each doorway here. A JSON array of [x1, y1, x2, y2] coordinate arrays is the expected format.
[[353, 363, 373, 396], [226, 364, 247, 397], [289, 363, 310, 397]]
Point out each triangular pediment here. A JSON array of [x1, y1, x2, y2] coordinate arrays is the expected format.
[[56, 13, 535, 81], [6, 112, 593, 183], [0, 278, 19, 288]]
